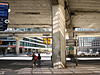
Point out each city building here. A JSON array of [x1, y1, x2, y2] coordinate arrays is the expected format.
[[76, 28, 100, 53], [0, 28, 52, 55]]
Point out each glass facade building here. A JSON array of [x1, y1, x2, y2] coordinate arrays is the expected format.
[[76, 28, 100, 53]]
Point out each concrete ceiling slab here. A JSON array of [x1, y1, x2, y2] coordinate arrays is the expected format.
[[1, 0, 52, 28], [71, 12, 100, 29], [69, 0, 100, 12]]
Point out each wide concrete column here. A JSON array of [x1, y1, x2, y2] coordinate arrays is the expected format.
[[52, 0, 66, 68], [15, 37, 22, 55]]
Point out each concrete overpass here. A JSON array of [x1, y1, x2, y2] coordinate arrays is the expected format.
[[0, 0, 100, 68], [0, 31, 52, 37]]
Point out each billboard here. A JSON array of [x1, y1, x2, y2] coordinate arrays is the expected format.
[[0, 2, 9, 31]]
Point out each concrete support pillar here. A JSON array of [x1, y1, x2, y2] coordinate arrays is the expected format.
[[52, 0, 66, 68], [67, 27, 75, 61], [15, 37, 22, 55], [22, 48, 24, 54], [16, 39, 20, 55]]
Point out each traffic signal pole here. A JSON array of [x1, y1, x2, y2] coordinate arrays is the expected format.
[[47, 38, 48, 51], [75, 35, 78, 66]]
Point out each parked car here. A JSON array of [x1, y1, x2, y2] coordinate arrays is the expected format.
[[77, 50, 99, 56], [77, 51, 86, 56]]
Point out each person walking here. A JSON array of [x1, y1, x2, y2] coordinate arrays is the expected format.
[[37, 53, 41, 68], [28, 52, 37, 67], [2, 49, 5, 56], [32, 52, 38, 67]]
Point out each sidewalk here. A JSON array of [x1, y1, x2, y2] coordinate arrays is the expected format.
[[1, 66, 100, 75]]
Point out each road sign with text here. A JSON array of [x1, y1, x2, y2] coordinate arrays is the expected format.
[[0, 2, 9, 31]]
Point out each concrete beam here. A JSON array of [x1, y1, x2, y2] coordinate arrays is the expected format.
[[0, 31, 52, 37], [8, 24, 52, 28], [74, 31, 100, 37], [51, 0, 59, 5], [51, 0, 65, 6]]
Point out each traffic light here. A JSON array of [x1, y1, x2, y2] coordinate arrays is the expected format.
[[43, 38, 47, 44], [0, 40, 2, 44], [43, 38, 51, 44], [48, 38, 50, 44]]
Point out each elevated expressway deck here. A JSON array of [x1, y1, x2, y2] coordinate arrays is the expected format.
[[0, 31, 52, 38]]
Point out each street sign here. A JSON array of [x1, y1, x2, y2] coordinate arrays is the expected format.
[[66, 39, 79, 46], [0, 2, 9, 31], [68, 47, 74, 50]]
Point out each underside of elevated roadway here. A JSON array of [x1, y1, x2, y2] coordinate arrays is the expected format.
[[0, 0, 100, 29], [1, 0, 100, 69]]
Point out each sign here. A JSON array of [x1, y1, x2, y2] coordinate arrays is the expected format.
[[68, 47, 74, 50], [0, 2, 9, 31], [8, 45, 24, 48], [66, 39, 79, 46]]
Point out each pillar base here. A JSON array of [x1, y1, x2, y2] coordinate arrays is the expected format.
[[53, 62, 65, 69]]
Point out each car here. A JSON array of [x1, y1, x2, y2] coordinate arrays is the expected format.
[[77, 50, 100, 56], [77, 51, 86, 56]]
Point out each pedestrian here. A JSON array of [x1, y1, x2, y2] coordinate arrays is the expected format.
[[28, 52, 37, 67], [51, 55, 52, 61], [37, 53, 41, 68], [32, 52, 38, 67], [2, 49, 5, 56]]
